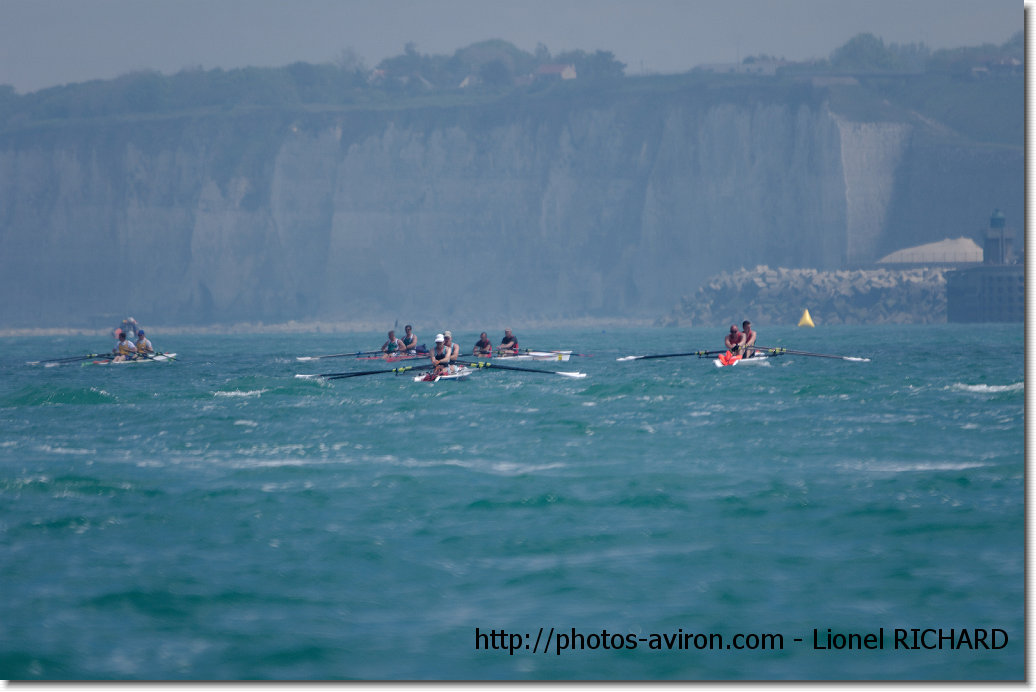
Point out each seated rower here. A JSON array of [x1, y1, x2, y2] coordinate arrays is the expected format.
[[724, 324, 744, 354], [473, 332, 493, 356], [442, 331, 460, 366], [112, 331, 138, 362], [381, 330, 406, 356], [401, 325, 420, 354], [135, 330, 154, 356], [430, 333, 453, 375], [498, 328, 519, 355], [740, 320, 757, 358]]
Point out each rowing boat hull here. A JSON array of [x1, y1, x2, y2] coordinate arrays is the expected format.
[[713, 354, 773, 368], [92, 353, 177, 366], [414, 366, 471, 382]]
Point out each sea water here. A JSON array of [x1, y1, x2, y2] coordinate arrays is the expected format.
[[0, 324, 1023, 681]]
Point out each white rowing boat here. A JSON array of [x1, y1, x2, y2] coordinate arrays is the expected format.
[[413, 366, 471, 382], [713, 353, 775, 368], [92, 354, 177, 364]]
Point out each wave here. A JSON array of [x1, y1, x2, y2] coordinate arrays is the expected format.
[[950, 382, 1024, 394], [213, 389, 269, 398], [1, 385, 115, 406]]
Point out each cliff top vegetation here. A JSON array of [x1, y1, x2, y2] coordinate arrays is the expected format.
[[0, 31, 1022, 147]]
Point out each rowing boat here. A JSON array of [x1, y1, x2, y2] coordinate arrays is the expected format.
[[714, 352, 774, 368], [91, 354, 178, 364], [478, 350, 572, 362], [413, 366, 471, 382]]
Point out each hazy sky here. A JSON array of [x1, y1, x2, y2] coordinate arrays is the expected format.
[[0, 0, 1023, 93]]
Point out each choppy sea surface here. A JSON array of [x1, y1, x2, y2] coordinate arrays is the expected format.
[[0, 324, 1024, 681]]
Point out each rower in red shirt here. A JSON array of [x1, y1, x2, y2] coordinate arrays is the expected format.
[[724, 324, 744, 353]]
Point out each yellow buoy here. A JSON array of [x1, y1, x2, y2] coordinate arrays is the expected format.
[[798, 309, 815, 328]]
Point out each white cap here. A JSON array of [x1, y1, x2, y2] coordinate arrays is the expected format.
[[435, 333, 444, 343], [443, 330, 452, 338]]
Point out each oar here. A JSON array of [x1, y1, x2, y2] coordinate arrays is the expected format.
[[457, 360, 587, 378], [295, 364, 433, 380], [616, 349, 726, 362], [296, 350, 384, 362], [755, 346, 870, 362], [26, 353, 106, 365]]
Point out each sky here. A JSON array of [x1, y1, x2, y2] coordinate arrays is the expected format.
[[0, 0, 1023, 94]]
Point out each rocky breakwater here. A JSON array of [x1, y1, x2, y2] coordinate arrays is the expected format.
[[661, 265, 947, 326]]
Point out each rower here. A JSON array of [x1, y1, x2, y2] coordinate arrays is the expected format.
[[381, 330, 405, 355], [442, 331, 460, 366], [135, 330, 154, 355], [724, 325, 744, 354], [741, 320, 757, 358], [401, 325, 419, 354], [112, 331, 138, 362], [430, 333, 452, 375], [473, 332, 493, 356], [499, 328, 519, 355]]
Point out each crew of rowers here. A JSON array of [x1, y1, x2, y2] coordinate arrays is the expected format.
[[380, 327, 521, 376], [724, 320, 757, 358], [112, 329, 155, 362]]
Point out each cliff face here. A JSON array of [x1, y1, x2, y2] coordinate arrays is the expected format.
[[0, 86, 1022, 328]]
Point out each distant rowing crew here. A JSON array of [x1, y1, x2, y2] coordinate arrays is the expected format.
[[28, 317, 871, 375], [25, 321, 176, 366], [376, 327, 533, 360], [296, 327, 589, 383]]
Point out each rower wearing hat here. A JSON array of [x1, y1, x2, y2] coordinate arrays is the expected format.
[[430, 333, 452, 375], [135, 330, 154, 356], [442, 331, 460, 366]]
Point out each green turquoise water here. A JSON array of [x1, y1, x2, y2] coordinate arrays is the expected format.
[[0, 325, 1024, 680]]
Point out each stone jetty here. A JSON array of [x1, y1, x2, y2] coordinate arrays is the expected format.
[[660, 265, 948, 326]]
